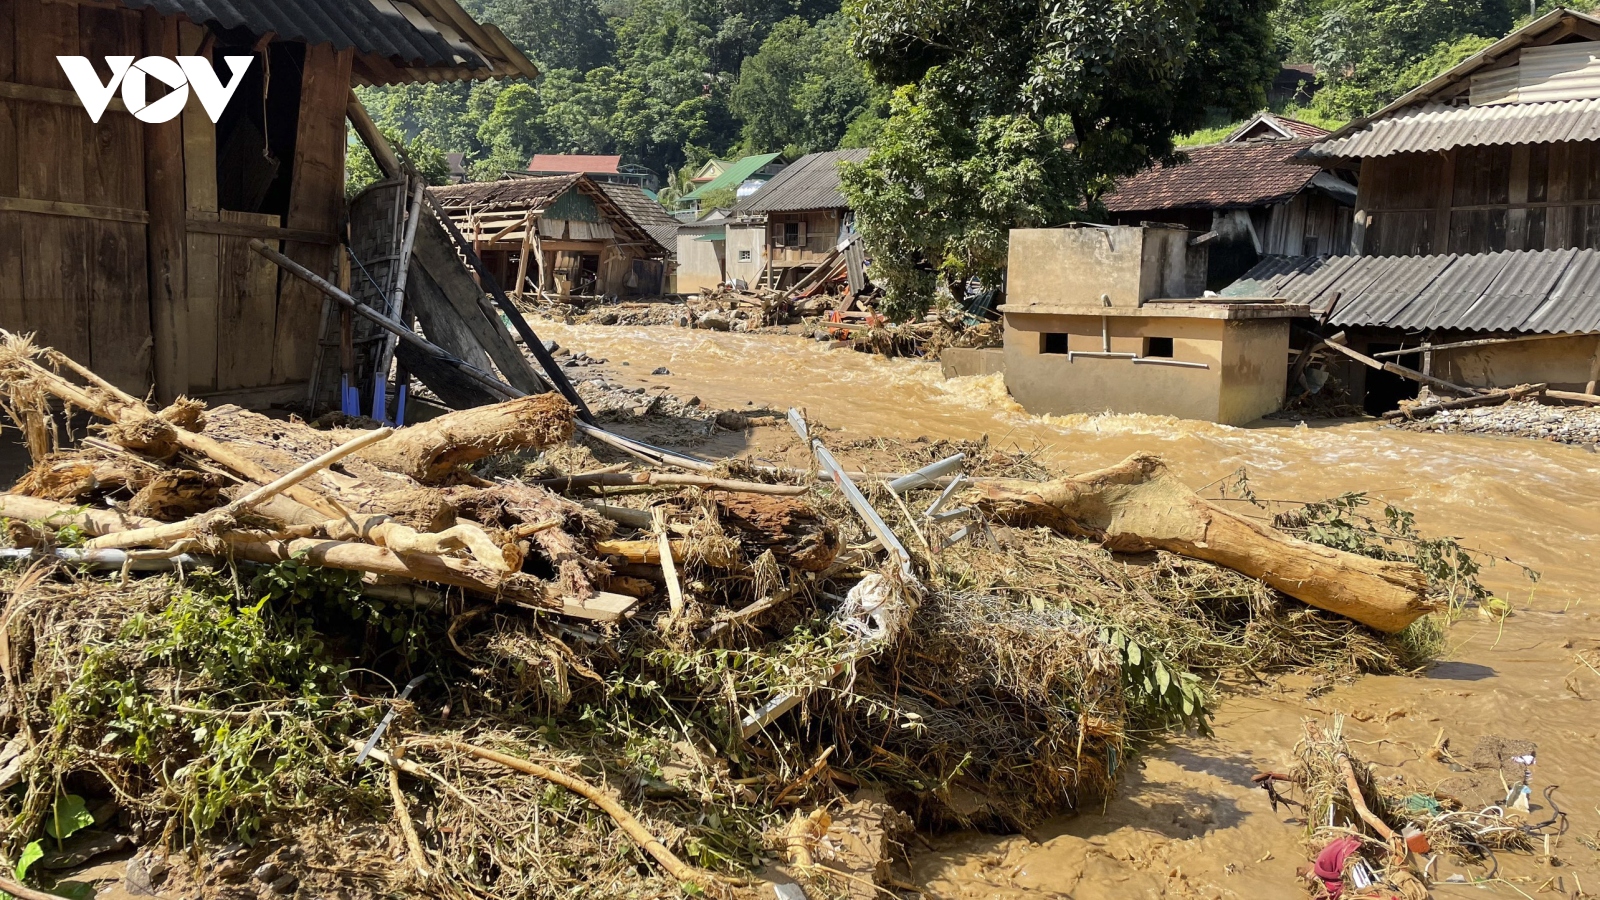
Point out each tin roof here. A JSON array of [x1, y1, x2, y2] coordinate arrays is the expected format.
[[1222, 249, 1600, 334], [599, 183, 680, 252], [429, 174, 666, 253], [1300, 97, 1600, 161], [116, 0, 537, 85], [683, 153, 783, 202], [736, 149, 871, 214], [1104, 141, 1331, 212]]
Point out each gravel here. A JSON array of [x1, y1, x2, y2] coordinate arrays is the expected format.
[[1393, 400, 1600, 447]]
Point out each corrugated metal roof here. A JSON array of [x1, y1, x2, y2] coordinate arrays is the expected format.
[[1300, 98, 1600, 160], [115, 0, 535, 84], [736, 149, 870, 214], [1222, 249, 1600, 333], [683, 153, 783, 201]]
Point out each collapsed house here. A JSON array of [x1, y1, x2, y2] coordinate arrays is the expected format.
[[1104, 113, 1357, 288], [0, 0, 534, 408], [721, 148, 870, 290], [1228, 8, 1600, 412], [430, 175, 674, 301]]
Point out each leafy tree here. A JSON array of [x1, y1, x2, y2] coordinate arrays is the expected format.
[[733, 15, 880, 155], [843, 0, 1280, 318], [473, 0, 614, 71], [346, 129, 452, 196], [1308, 0, 1513, 117]]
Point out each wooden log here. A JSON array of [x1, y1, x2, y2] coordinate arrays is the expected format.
[[352, 394, 575, 483], [86, 427, 394, 550], [0, 493, 161, 534], [976, 453, 1436, 633], [1545, 389, 1600, 406], [1382, 383, 1545, 420]]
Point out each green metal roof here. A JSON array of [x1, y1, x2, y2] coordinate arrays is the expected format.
[[694, 228, 727, 242], [682, 153, 783, 201]]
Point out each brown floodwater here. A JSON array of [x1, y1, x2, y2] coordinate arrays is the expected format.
[[543, 322, 1600, 899]]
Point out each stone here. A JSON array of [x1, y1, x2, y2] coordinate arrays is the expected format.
[[715, 411, 747, 430], [269, 873, 298, 895], [652, 366, 671, 375], [543, 340, 559, 353]]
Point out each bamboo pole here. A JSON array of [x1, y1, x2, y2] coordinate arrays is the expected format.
[[372, 179, 428, 422]]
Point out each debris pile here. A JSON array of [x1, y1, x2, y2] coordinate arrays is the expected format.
[[1272, 717, 1566, 898], [1390, 397, 1600, 446], [0, 333, 1496, 899]]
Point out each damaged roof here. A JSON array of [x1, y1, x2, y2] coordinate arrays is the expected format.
[[736, 149, 871, 214], [1222, 249, 1600, 334], [116, 0, 537, 85], [599, 183, 680, 252], [1103, 141, 1338, 212], [430, 175, 667, 253]]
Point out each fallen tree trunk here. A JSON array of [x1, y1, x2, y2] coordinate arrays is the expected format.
[[1383, 383, 1544, 420], [352, 394, 575, 483], [976, 454, 1435, 633]]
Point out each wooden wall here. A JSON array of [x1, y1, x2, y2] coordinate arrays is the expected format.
[[0, 0, 351, 404], [1261, 192, 1352, 258], [1357, 141, 1600, 256], [0, 0, 151, 391]]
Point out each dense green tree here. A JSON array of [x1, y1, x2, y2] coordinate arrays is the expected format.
[[471, 0, 614, 71], [842, 0, 1280, 318], [733, 15, 880, 155]]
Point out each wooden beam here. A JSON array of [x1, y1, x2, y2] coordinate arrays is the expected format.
[[184, 215, 338, 245], [0, 195, 147, 224], [1320, 336, 1480, 396], [347, 90, 401, 179], [143, 9, 188, 405], [0, 78, 129, 113]]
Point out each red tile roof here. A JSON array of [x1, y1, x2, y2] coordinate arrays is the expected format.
[[527, 154, 622, 174], [1102, 141, 1320, 212]]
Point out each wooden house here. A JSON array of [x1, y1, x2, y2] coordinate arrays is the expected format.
[[430, 174, 673, 300], [1227, 9, 1600, 411], [726, 149, 869, 290], [0, 0, 534, 405], [1105, 114, 1357, 289]]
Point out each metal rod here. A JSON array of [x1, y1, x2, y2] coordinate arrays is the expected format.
[[887, 453, 965, 495], [788, 409, 915, 582]]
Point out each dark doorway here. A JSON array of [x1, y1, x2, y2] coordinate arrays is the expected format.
[[211, 40, 305, 217], [1362, 343, 1421, 415]]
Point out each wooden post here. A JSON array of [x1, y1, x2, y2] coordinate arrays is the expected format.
[[514, 210, 534, 302], [1587, 336, 1599, 396], [142, 9, 188, 403], [1432, 148, 1455, 255]]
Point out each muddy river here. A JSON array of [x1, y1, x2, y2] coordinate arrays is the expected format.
[[541, 321, 1600, 899]]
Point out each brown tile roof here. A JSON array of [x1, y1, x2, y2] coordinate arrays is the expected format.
[[599, 183, 680, 251], [527, 154, 622, 174], [1102, 141, 1320, 213]]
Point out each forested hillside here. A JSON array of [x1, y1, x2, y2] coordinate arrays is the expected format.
[[355, 0, 1596, 308]]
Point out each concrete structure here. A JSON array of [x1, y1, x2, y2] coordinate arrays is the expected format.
[[1000, 225, 1307, 425], [676, 211, 729, 293]]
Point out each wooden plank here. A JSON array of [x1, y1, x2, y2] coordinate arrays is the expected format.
[[179, 19, 217, 216], [87, 220, 152, 391], [185, 230, 219, 392], [411, 214, 545, 395], [21, 215, 90, 361], [0, 195, 147, 223], [217, 214, 279, 390], [16, 0, 83, 204], [1432, 148, 1455, 256], [1507, 145, 1530, 251], [273, 44, 353, 386], [142, 8, 188, 402], [0, 214, 22, 337], [0, 1, 17, 201], [79, 5, 142, 211], [0, 78, 128, 112]]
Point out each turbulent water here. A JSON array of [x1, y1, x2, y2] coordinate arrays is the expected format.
[[545, 322, 1600, 899]]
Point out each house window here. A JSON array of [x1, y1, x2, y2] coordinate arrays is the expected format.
[[1042, 333, 1070, 355], [783, 222, 801, 247], [738, 250, 752, 262], [1145, 337, 1174, 358]]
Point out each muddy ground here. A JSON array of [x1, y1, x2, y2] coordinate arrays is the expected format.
[[532, 321, 1600, 899]]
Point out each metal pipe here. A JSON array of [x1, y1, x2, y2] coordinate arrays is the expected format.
[[887, 453, 965, 495]]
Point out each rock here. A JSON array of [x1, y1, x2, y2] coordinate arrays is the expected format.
[[715, 411, 747, 430], [685, 396, 701, 407], [269, 873, 299, 894], [252, 862, 282, 884], [553, 346, 571, 357], [620, 361, 630, 366], [596, 312, 619, 325], [652, 366, 671, 375], [543, 340, 559, 353], [38, 830, 132, 869], [697, 312, 732, 331]]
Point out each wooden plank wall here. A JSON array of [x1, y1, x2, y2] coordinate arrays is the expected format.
[[1360, 141, 1600, 256], [1262, 193, 1354, 258], [272, 43, 353, 387], [0, 0, 151, 391]]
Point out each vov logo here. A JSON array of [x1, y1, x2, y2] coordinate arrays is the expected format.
[[57, 56, 254, 124]]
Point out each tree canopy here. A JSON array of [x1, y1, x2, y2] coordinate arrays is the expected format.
[[841, 0, 1280, 317]]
